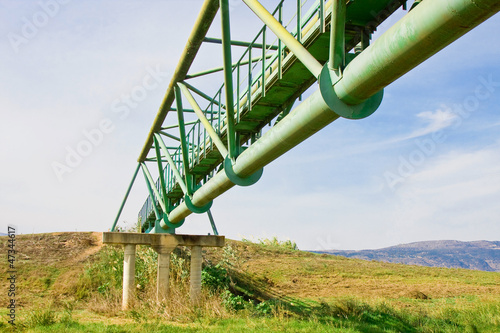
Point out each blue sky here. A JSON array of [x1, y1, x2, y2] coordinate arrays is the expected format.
[[1, 0, 499, 250]]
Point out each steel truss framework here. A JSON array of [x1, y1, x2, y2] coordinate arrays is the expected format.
[[111, 0, 500, 234]]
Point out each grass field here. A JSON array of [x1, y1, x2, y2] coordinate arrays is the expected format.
[[0, 232, 499, 332]]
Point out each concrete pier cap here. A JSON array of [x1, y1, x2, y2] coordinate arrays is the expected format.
[[102, 232, 225, 308]]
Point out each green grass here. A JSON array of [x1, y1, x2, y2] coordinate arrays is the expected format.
[[1, 233, 499, 332]]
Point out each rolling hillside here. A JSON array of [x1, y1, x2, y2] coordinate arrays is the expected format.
[[314, 240, 500, 272], [0, 233, 499, 332]]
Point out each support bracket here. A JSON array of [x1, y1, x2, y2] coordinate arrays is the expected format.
[[223, 156, 263, 186], [161, 213, 185, 230], [319, 63, 383, 119], [184, 194, 213, 214]]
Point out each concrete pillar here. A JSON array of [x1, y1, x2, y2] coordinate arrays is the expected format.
[[154, 246, 175, 302], [190, 245, 202, 304], [122, 244, 136, 310]]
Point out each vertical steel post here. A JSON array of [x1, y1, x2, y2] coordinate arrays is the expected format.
[[319, 0, 325, 33], [220, 0, 237, 160], [141, 163, 167, 213], [261, 27, 266, 97], [178, 83, 229, 157], [154, 133, 189, 195], [248, 46, 252, 111], [174, 85, 193, 195], [153, 137, 168, 209], [243, 0, 322, 78], [296, 0, 302, 43], [329, 0, 346, 72], [111, 163, 140, 232], [278, 3, 282, 80]]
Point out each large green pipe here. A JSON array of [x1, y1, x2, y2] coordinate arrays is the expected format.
[[165, 0, 499, 223], [138, 0, 219, 162], [335, 0, 500, 105]]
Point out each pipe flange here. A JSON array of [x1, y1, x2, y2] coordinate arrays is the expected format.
[[184, 194, 213, 214], [319, 64, 383, 119], [223, 156, 263, 186]]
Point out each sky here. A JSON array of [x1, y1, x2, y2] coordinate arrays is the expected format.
[[1, 0, 499, 251]]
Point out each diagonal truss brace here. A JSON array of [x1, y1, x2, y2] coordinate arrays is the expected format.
[[154, 133, 189, 196], [243, 0, 323, 78], [177, 82, 228, 158]]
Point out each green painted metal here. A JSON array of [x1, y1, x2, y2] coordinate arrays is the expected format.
[[154, 133, 189, 196], [207, 210, 219, 236], [153, 136, 168, 209], [219, 0, 237, 160], [242, 0, 323, 78], [162, 120, 204, 130], [185, 54, 274, 79], [319, 64, 383, 119], [108, 0, 499, 233], [334, 0, 500, 105], [329, 0, 346, 73], [153, 0, 500, 225], [141, 164, 162, 221], [141, 163, 167, 213], [111, 163, 140, 232], [184, 194, 213, 214], [138, 0, 219, 162], [203, 37, 278, 50], [223, 155, 263, 187], [178, 82, 228, 157], [180, 82, 226, 110], [174, 85, 194, 195]]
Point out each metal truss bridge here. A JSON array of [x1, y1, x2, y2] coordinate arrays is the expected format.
[[110, 0, 500, 234]]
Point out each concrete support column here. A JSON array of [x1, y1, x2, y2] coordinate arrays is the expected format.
[[190, 245, 202, 304], [122, 244, 136, 310], [154, 246, 175, 302]]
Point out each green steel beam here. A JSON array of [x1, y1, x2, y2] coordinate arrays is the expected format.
[[185, 54, 274, 79], [203, 37, 278, 50], [174, 85, 193, 195], [329, 0, 346, 72], [158, 131, 181, 142], [181, 81, 226, 110], [154, 133, 189, 196], [161, 0, 500, 225], [242, 0, 323, 78], [111, 163, 140, 232], [162, 120, 201, 130], [140, 163, 165, 216], [296, 0, 301, 43], [220, 0, 237, 160], [178, 82, 229, 157], [153, 136, 168, 208], [138, 0, 219, 162], [207, 209, 219, 236]]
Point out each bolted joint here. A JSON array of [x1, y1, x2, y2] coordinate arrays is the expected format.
[[319, 64, 383, 119]]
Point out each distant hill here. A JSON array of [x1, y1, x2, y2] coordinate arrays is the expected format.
[[313, 240, 500, 272]]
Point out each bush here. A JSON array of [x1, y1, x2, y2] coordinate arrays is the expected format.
[[25, 309, 57, 327], [202, 263, 230, 292]]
